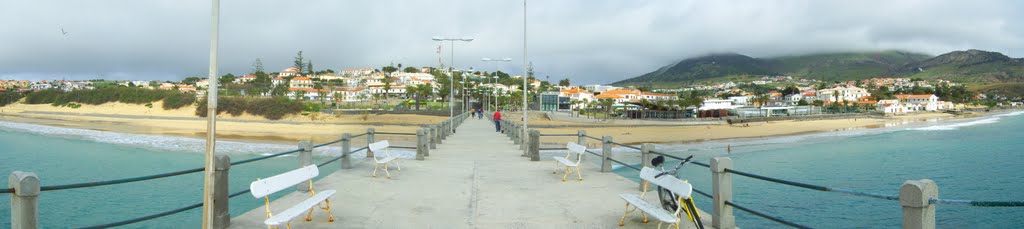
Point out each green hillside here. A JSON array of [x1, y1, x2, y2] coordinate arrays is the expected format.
[[613, 49, 1024, 86]]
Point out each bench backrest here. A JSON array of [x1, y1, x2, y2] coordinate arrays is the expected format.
[[567, 142, 587, 161], [638, 167, 692, 199], [369, 140, 390, 157], [250, 165, 320, 198]]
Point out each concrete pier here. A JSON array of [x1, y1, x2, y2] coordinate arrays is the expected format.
[[230, 118, 711, 228]]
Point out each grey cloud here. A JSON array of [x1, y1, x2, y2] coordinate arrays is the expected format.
[[1, 0, 1022, 84]]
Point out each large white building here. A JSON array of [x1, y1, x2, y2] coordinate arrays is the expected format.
[[699, 99, 737, 110], [817, 86, 871, 102]]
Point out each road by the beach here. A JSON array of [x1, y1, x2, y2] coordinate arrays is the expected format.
[[230, 117, 712, 228]]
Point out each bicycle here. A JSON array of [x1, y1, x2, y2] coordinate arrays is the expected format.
[[651, 155, 705, 229]]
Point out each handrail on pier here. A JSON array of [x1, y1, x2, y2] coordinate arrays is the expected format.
[[515, 128, 1024, 228], [7, 111, 477, 228]]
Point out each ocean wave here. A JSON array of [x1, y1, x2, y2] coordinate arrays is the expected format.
[[0, 121, 318, 155]]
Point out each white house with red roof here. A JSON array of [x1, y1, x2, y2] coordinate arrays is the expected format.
[[279, 67, 301, 77], [895, 94, 939, 111], [333, 87, 368, 102], [289, 77, 313, 88]]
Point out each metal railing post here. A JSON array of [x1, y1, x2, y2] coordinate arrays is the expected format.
[[340, 133, 353, 169], [577, 130, 586, 147], [9, 171, 39, 229], [429, 125, 438, 149], [639, 144, 653, 191], [711, 157, 736, 229], [366, 128, 376, 158], [297, 141, 313, 192], [529, 129, 540, 161], [417, 128, 428, 160], [213, 155, 231, 229], [900, 179, 938, 229], [601, 136, 612, 172]]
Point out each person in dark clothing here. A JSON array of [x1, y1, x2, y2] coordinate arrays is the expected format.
[[493, 109, 502, 132]]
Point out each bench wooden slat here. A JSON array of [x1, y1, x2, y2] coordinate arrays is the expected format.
[[250, 165, 320, 198], [619, 193, 678, 223], [264, 190, 337, 226]]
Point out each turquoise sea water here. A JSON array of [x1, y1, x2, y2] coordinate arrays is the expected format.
[[0, 121, 345, 228], [618, 111, 1024, 228], [3, 112, 1024, 228]]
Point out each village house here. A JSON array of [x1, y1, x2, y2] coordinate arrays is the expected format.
[[279, 67, 301, 78], [817, 86, 871, 102], [272, 77, 287, 87], [333, 87, 368, 102], [341, 68, 375, 77], [235, 75, 257, 84], [877, 99, 907, 114], [289, 77, 313, 88], [895, 94, 939, 111]]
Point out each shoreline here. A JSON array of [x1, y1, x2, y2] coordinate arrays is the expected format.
[[0, 101, 1018, 149]]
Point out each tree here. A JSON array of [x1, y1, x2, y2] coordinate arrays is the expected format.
[[219, 74, 236, 86], [403, 67, 419, 73], [781, 85, 800, 96], [797, 99, 809, 106], [252, 71, 272, 96], [382, 77, 393, 100], [382, 66, 398, 73], [314, 82, 326, 104], [182, 77, 202, 85], [558, 78, 570, 87], [293, 51, 305, 73], [252, 58, 264, 73], [306, 61, 314, 76]]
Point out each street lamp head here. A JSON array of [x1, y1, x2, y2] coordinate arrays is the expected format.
[[501, 58, 512, 61], [431, 36, 444, 41], [481, 57, 492, 61], [461, 37, 474, 42]]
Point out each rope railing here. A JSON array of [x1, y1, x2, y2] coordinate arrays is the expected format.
[[607, 157, 641, 171], [610, 142, 641, 150], [314, 138, 344, 148], [726, 200, 812, 229], [318, 146, 368, 167], [351, 132, 369, 138], [539, 147, 569, 150], [374, 132, 417, 136], [930, 198, 1024, 207], [583, 149, 602, 157], [390, 146, 417, 149], [230, 148, 303, 166], [584, 135, 602, 141], [39, 167, 205, 192], [538, 133, 578, 137], [77, 201, 203, 229]]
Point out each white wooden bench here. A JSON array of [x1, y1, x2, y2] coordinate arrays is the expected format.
[[617, 167, 694, 228], [249, 165, 336, 228], [553, 142, 587, 181], [369, 140, 401, 178]]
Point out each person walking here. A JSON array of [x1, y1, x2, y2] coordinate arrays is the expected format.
[[493, 109, 502, 132], [477, 108, 483, 120]]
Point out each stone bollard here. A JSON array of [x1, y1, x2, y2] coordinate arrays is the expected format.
[[442, 121, 449, 139], [577, 130, 587, 148], [529, 129, 540, 161], [601, 136, 613, 172], [340, 133, 353, 169], [9, 171, 39, 229], [429, 125, 438, 149], [297, 141, 313, 192], [711, 157, 736, 229], [213, 155, 231, 229], [900, 179, 938, 229], [366, 128, 376, 158], [639, 144, 654, 191], [416, 128, 428, 160]]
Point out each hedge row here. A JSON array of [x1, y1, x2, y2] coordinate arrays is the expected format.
[[0, 92, 22, 107], [23, 87, 196, 110], [195, 96, 303, 120]]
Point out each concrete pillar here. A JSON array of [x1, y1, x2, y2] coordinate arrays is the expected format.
[[711, 157, 736, 229], [416, 128, 427, 160], [297, 141, 313, 192], [213, 155, 231, 229], [366, 128, 376, 158], [601, 136, 613, 172], [340, 133, 353, 169], [442, 121, 449, 139], [529, 129, 540, 161], [901, 179, 938, 229], [429, 125, 437, 149], [8, 171, 39, 229], [577, 130, 587, 147]]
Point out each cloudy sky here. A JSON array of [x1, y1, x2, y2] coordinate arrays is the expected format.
[[1, 0, 1022, 84]]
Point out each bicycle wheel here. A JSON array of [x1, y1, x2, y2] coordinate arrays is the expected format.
[[657, 186, 679, 212]]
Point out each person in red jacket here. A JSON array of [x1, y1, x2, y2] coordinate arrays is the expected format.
[[493, 109, 502, 132]]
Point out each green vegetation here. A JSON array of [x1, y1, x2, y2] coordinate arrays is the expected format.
[[23, 87, 195, 109], [0, 92, 23, 107], [195, 96, 303, 120]]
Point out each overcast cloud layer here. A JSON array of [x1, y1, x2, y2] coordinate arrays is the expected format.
[[1, 0, 1023, 84]]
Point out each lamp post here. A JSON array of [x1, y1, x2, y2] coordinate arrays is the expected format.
[[493, 76, 500, 110], [522, 0, 529, 149], [482, 57, 511, 111], [432, 36, 473, 133], [201, 0, 220, 228]]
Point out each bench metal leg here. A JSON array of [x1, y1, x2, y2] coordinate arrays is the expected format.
[[575, 165, 583, 181], [373, 163, 379, 177], [618, 202, 647, 227], [561, 166, 570, 182], [394, 160, 401, 171], [384, 163, 392, 179], [553, 161, 560, 174], [323, 199, 336, 222]]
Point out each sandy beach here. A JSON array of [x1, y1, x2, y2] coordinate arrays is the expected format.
[[0, 101, 974, 147]]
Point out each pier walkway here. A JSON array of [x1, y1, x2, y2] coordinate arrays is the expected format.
[[230, 118, 711, 228]]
